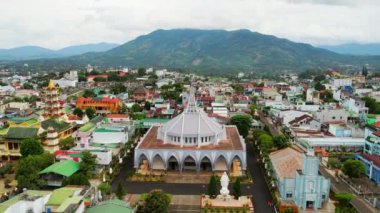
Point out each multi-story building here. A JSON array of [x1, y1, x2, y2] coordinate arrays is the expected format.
[[76, 97, 121, 114], [333, 78, 352, 88], [355, 153, 380, 185], [364, 121, 380, 155], [42, 80, 64, 118]]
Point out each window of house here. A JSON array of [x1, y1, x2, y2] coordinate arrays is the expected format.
[[322, 194, 326, 200], [8, 143, 13, 150], [80, 144, 85, 148], [286, 193, 292, 198], [309, 181, 314, 192], [185, 138, 188, 143], [194, 137, 197, 143], [14, 143, 18, 150], [332, 116, 336, 119]]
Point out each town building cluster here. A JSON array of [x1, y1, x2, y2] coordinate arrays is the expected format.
[[0, 66, 380, 212]]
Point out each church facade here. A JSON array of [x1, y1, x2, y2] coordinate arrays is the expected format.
[[134, 93, 247, 176]]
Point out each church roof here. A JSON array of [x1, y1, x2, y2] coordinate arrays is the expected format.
[[269, 147, 304, 179], [160, 90, 223, 137]]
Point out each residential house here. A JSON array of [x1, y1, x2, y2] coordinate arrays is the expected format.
[[0, 127, 40, 161], [39, 160, 80, 186], [44, 186, 86, 213], [133, 86, 149, 102], [313, 108, 348, 124], [86, 199, 134, 213], [355, 153, 380, 185], [0, 190, 51, 213]]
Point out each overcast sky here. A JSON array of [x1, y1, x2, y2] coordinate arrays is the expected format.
[[0, 0, 379, 49]]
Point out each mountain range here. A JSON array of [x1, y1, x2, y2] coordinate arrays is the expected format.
[[319, 43, 380, 56], [0, 42, 119, 60], [6, 29, 380, 73]]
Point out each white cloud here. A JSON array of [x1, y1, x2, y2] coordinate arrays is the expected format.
[[0, 0, 378, 48]]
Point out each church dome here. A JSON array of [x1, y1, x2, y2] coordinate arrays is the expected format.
[[158, 91, 226, 146]]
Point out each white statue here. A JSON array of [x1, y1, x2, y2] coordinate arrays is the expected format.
[[220, 172, 230, 197]]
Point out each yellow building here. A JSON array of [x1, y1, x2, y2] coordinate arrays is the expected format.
[[0, 117, 75, 160], [42, 80, 64, 118]]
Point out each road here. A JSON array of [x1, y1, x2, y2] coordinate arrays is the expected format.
[[320, 166, 377, 213], [258, 111, 282, 136], [112, 143, 275, 213]]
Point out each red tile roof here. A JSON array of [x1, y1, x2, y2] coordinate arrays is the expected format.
[[107, 114, 128, 119], [373, 121, 380, 129], [373, 131, 380, 137], [87, 74, 108, 79], [77, 97, 121, 103], [360, 153, 380, 168]]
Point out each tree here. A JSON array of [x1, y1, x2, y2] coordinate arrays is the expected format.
[[94, 77, 107, 82], [85, 108, 96, 119], [327, 158, 342, 169], [273, 135, 289, 149], [20, 138, 43, 157], [119, 103, 127, 114], [131, 103, 142, 113], [313, 75, 326, 82], [207, 175, 218, 198], [22, 83, 34, 89], [0, 164, 13, 178], [80, 151, 97, 177], [83, 89, 96, 98], [232, 178, 241, 199], [59, 137, 75, 150], [231, 84, 244, 94], [258, 134, 274, 151], [138, 68, 146, 77], [116, 183, 126, 199], [110, 83, 126, 94], [137, 190, 171, 213], [16, 152, 54, 189], [73, 108, 84, 118], [229, 114, 252, 137], [335, 192, 353, 207], [362, 66, 368, 77], [144, 101, 151, 110], [320, 90, 334, 103], [62, 173, 90, 186], [314, 81, 325, 91], [98, 182, 111, 197], [342, 159, 366, 178], [362, 96, 380, 114]]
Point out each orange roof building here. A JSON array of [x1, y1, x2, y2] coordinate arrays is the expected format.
[[76, 97, 121, 114]]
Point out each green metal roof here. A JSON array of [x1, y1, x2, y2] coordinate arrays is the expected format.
[[95, 128, 121, 133], [46, 187, 82, 206], [86, 199, 133, 213], [5, 127, 38, 139], [55, 195, 83, 212], [79, 122, 95, 132], [41, 118, 71, 132], [39, 160, 80, 177], [141, 118, 169, 123]]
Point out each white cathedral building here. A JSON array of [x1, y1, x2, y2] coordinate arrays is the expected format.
[[134, 93, 247, 175]]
